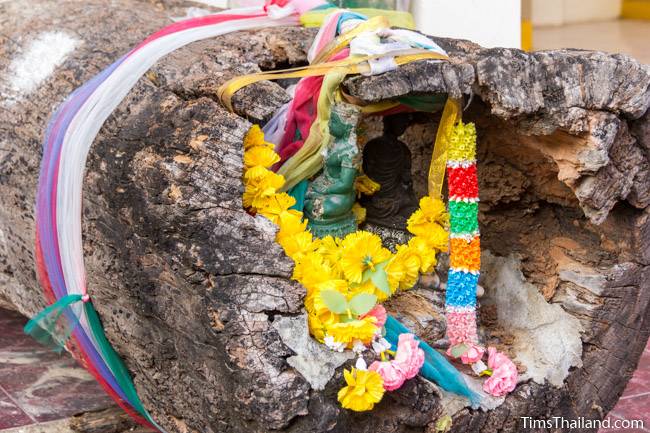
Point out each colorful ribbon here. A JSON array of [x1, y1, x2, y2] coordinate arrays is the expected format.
[[28, 3, 316, 430]]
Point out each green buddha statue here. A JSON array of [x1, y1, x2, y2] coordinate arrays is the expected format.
[[304, 102, 361, 238]]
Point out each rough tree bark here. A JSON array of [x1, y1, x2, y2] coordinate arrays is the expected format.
[[1, 1, 649, 433]]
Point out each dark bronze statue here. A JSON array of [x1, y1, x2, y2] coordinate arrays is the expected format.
[[361, 114, 418, 229]]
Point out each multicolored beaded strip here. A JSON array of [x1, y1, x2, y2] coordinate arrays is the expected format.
[[445, 122, 481, 353]]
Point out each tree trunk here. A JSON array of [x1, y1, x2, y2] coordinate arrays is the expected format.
[[1, 1, 649, 433]]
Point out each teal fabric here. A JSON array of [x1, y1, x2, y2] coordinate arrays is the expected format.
[[26, 298, 164, 430], [83, 303, 164, 429], [385, 315, 481, 407], [398, 95, 447, 113], [288, 179, 309, 212], [24, 294, 83, 353]]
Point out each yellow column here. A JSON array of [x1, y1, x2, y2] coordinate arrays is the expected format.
[[521, 0, 533, 51], [622, 0, 650, 19]]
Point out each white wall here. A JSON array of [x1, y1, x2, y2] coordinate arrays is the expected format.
[[531, 0, 564, 26], [411, 0, 522, 49], [532, 0, 621, 26]]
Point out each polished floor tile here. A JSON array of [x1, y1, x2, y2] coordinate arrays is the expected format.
[[0, 389, 32, 430], [534, 19, 650, 64], [0, 308, 113, 429]]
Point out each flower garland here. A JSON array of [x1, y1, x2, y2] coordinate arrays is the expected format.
[[445, 122, 482, 361], [444, 122, 518, 396], [243, 125, 449, 411]]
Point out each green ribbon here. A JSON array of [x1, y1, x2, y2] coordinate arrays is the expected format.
[[24, 294, 83, 353], [25, 296, 164, 430]]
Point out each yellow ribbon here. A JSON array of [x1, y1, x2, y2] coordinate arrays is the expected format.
[[218, 50, 448, 112], [300, 8, 415, 30], [428, 97, 462, 199], [339, 89, 399, 113], [311, 15, 390, 65]]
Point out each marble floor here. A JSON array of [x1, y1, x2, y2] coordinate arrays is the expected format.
[[599, 345, 650, 433], [0, 308, 114, 431], [534, 19, 650, 64]]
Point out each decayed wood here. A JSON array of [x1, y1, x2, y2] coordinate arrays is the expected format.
[[0, 1, 649, 433], [69, 406, 140, 433]]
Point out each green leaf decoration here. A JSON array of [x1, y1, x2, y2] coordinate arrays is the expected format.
[[449, 343, 469, 358], [361, 260, 388, 283], [370, 268, 391, 296], [349, 293, 377, 316], [361, 267, 373, 284], [320, 290, 348, 314]]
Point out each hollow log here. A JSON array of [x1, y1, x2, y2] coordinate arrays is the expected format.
[[1, 1, 649, 433]]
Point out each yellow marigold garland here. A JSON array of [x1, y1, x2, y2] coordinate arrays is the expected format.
[[241, 125, 449, 412]]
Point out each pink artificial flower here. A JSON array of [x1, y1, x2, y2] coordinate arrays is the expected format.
[[369, 360, 406, 391], [459, 343, 487, 364], [446, 342, 485, 365], [361, 305, 387, 327], [393, 333, 425, 379], [483, 347, 518, 397]]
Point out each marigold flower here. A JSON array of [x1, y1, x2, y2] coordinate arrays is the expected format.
[[416, 223, 449, 253], [354, 175, 381, 197], [351, 202, 366, 224], [317, 236, 344, 277], [421, 196, 449, 224], [242, 171, 285, 210], [278, 231, 318, 261], [385, 245, 421, 291], [337, 368, 385, 412], [276, 210, 307, 243], [308, 313, 327, 342], [327, 316, 378, 346], [257, 193, 296, 224], [244, 146, 280, 169], [407, 237, 438, 273], [292, 252, 334, 293], [339, 231, 392, 284], [407, 198, 449, 252], [243, 124, 274, 150], [243, 165, 272, 182], [308, 311, 340, 342], [407, 196, 448, 237]]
